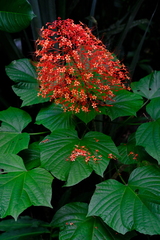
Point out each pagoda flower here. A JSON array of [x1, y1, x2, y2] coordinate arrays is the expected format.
[[36, 18, 130, 113]]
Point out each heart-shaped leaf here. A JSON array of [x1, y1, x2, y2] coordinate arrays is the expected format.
[[51, 202, 134, 240], [40, 129, 119, 186], [131, 71, 160, 99], [36, 103, 75, 131], [5, 59, 49, 107], [88, 165, 160, 235], [105, 90, 143, 120], [0, 107, 31, 153], [0, 0, 35, 33], [0, 154, 53, 220]]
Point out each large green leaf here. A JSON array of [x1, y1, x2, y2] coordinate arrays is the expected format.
[[51, 202, 134, 240], [131, 71, 160, 99], [0, 0, 35, 33], [40, 129, 119, 186], [105, 90, 143, 120], [0, 154, 53, 219], [36, 103, 75, 131], [88, 165, 160, 235], [0, 107, 31, 153], [136, 119, 160, 163], [146, 97, 160, 120], [5, 59, 49, 107]]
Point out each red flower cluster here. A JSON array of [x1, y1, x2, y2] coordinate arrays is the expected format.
[[66, 145, 102, 163], [36, 18, 130, 113]]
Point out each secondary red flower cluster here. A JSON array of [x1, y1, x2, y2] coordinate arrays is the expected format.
[[36, 18, 130, 113]]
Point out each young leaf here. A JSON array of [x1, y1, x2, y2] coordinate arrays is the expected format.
[[0, 107, 31, 153], [5, 59, 49, 107], [105, 90, 143, 120], [0, 0, 36, 33], [40, 129, 119, 186], [51, 202, 134, 240], [0, 154, 53, 219], [131, 71, 160, 99], [36, 103, 75, 131], [88, 165, 160, 235], [136, 119, 160, 163]]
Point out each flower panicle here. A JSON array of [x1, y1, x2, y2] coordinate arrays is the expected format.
[[36, 18, 130, 113]]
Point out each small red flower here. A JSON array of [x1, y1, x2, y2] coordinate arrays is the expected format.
[[36, 18, 130, 112]]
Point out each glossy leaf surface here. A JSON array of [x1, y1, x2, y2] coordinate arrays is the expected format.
[[0, 107, 31, 153], [88, 166, 160, 235], [0, 154, 53, 219], [5, 59, 49, 106], [105, 90, 143, 120], [0, 0, 35, 32], [36, 103, 75, 131], [51, 202, 134, 240], [40, 129, 119, 186], [131, 71, 160, 99]]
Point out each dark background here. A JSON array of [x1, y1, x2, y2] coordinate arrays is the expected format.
[[0, 1, 160, 239]]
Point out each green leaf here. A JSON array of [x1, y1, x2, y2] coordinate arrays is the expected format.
[[5, 59, 49, 107], [0, 107, 31, 153], [88, 165, 160, 235], [105, 90, 143, 120], [0, 0, 35, 33], [118, 134, 150, 165], [36, 103, 75, 131], [0, 227, 49, 240], [0, 216, 49, 231], [51, 202, 134, 240], [0, 216, 49, 240], [118, 142, 139, 165], [19, 142, 41, 170], [131, 71, 160, 99], [75, 107, 102, 124], [0, 154, 53, 219], [146, 97, 160, 120], [40, 129, 119, 186], [136, 119, 160, 163]]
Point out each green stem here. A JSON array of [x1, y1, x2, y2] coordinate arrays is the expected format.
[[113, 164, 127, 185]]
